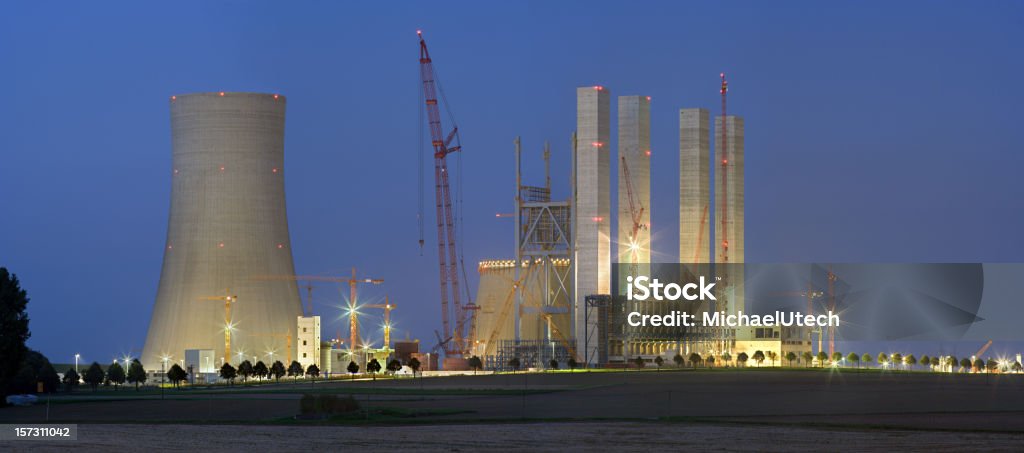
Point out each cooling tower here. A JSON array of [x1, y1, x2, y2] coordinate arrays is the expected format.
[[141, 92, 303, 370]]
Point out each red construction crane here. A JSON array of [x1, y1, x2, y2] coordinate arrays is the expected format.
[[418, 30, 476, 356], [620, 155, 646, 275], [719, 73, 729, 263]]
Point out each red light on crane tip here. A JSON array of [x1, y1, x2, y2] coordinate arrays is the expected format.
[[171, 95, 176, 101], [722, 159, 728, 164], [220, 166, 225, 171], [219, 92, 225, 97], [645, 150, 651, 156], [218, 243, 225, 248], [273, 94, 279, 99], [646, 96, 651, 101], [272, 168, 278, 173], [277, 244, 283, 249]]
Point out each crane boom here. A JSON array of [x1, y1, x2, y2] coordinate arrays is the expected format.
[[419, 31, 471, 356], [620, 156, 646, 271]]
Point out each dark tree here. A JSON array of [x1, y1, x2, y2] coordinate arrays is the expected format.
[[107, 362, 126, 390], [83, 362, 105, 391], [253, 361, 269, 381], [654, 356, 664, 370], [673, 353, 684, 368], [367, 358, 382, 380], [507, 357, 520, 373], [62, 368, 80, 392], [127, 359, 147, 390], [219, 363, 237, 385], [567, 358, 579, 370], [786, 352, 797, 367], [1013, 362, 1022, 373], [167, 364, 187, 388], [408, 357, 421, 376], [0, 268, 31, 400], [633, 356, 645, 369], [347, 361, 360, 379], [752, 351, 765, 367], [737, 352, 749, 367], [706, 356, 716, 367], [306, 364, 320, 380], [986, 359, 999, 373], [237, 360, 254, 382], [387, 359, 402, 376], [549, 359, 559, 370], [288, 360, 304, 379], [468, 356, 483, 373], [973, 358, 984, 372], [9, 349, 60, 394], [803, 352, 814, 367], [270, 361, 286, 382], [688, 352, 702, 369], [817, 351, 829, 367], [960, 358, 972, 371]]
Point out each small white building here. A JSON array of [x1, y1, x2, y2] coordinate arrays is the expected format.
[[297, 316, 321, 370]]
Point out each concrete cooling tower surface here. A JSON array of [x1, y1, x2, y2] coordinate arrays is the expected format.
[[141, 92, 303, 370]]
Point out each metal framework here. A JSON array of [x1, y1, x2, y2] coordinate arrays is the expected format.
[[513, 137, 575, 357]]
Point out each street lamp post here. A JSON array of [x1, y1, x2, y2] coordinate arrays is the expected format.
[[74, 354, 80, 374]]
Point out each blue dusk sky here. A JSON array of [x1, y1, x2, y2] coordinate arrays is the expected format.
[[1, 1, 1022, 364]]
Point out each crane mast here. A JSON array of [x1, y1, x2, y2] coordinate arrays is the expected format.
[[418, 31, 470, 356], [720, 73, 729, 263]]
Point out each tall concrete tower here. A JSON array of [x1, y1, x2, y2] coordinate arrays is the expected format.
[[714, 115, 745, 314], [679, 108, 710, 264], [142, 92, 304, 370], [575, 86, 610, 364], [617, 96, 651, 280]]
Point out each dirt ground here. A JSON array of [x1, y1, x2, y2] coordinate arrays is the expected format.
[[4, 422, 1024, 452], [2, 369, 1023, 450]]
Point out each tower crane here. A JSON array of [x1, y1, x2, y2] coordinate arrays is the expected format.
[[363, 296, 397, 350], [620, 155, 647, 276], [418, 30, 477, 356], [198, 291, 237, 364], [254, 268, 383, 355]]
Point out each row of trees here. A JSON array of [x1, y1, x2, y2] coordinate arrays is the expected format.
[[62, 359, 149, 392], [503, 357, 581, 372], [654, 350, 1024, 373]]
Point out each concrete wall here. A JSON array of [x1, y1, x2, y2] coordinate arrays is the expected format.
[[714, 116, 745, 315], [142, 92, 303, 370], [574, 86, 611, 364], [679, 108, 710, 264], [617, 96, 651, 285]]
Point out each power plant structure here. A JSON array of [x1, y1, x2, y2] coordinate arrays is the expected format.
[[574, 86, 612, 364], [141, 92, 304, 371], [472, 76, 763, 369]]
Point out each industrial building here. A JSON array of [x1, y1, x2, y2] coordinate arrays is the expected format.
[[679, 108, 711, 265], [297, 316, 321, 370], [574, 86, 611, 365], [617, 95, 651, 286], [141, 92, 304, 371]]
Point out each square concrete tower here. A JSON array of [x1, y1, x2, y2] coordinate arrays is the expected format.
[[679, 108, 710, 264], [575, 86, 611, 364], [714, 115, 745, 314], [617, 95, 651, 282]]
